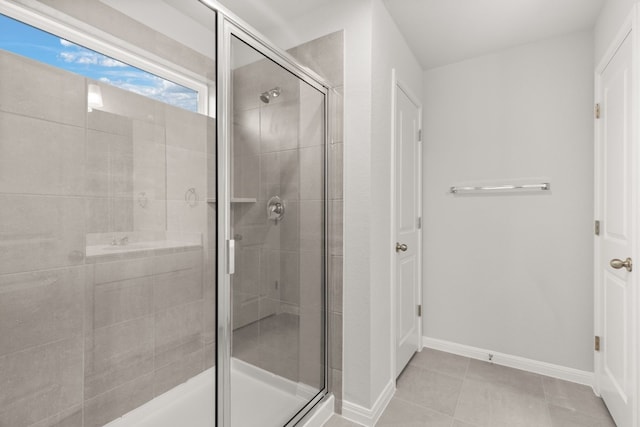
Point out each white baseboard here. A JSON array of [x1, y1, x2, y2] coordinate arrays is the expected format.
[[422, 336, 594, 388], [342, 380, 395, 427], [299, 394, 335, 427]]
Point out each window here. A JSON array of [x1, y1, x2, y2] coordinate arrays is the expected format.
[[0, 13, 199, 112]]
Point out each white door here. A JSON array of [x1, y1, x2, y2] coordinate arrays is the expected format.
[[596, 31, 636, 427], [395, 84, 422, 377]]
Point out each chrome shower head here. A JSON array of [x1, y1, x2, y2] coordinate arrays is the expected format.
[[259, 87, 281, 104], [269, 87, 281, 99]]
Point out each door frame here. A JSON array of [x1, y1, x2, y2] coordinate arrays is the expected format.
[[390, 68, 423, 381], [593, 5, 639, 426]]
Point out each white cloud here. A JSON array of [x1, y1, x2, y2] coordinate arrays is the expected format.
[[59, 39, 75, 47], [59, 50, 99, 65], [58, 44, 127, 67], [100, 57, 127, 67], [104, 77, 198, 111]]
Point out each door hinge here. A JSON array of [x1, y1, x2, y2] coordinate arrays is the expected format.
[[595, 103, 601, 119], [417, 217, 422, 229], [417, 305, 422, 317], [418, 129, 422, 142], [595, 336, 601, 352], [595, 220, 600, 236]]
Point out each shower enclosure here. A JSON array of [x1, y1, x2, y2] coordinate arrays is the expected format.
[[0, 1, 330, 426], [216, 13, 330, 426]]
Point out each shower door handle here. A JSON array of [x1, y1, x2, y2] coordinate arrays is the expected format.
[[227, 239, 235, 274], [396, 243, 408, 252]]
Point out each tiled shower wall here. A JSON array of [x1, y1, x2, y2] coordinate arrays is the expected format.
[[0, 50, 215, 427], [229, 30, 344, 408], [1, 4, 343, 425], [289, 31, 345, 413], [231, 45, 327, 389]]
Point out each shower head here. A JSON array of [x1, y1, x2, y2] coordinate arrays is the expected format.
[[259, 87, 281, 104]]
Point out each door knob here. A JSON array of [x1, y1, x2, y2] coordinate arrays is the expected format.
[[610, 257, 633, 272], [396, 243, 408, 252]]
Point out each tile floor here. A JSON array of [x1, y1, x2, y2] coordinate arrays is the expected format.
[[325, 348, 616, 427]]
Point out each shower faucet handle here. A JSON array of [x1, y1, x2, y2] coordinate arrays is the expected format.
[[267, 196, 285, 222]]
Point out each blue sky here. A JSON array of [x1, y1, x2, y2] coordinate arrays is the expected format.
[[0, 14, 198, 112]]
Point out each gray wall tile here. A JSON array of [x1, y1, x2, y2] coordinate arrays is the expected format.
[[154, 268, 203, 311], [153, 347, 204, 396], [260, 100, 300, 153], [288, 31, 344, 87], [30, 405, 83, 427], [0, 267, 84, 357], [91, 276, 154, 329], [84, 316, 154, 398], [0, 337, 83, 427], [83, 372, 154, 427], [165, 104, 208, 153], [0, 112, 85, 196], [0, 195, 85, 275], [300, 145, 324, 200], [155, 300, 204, 367], [0, 51, 86, 127]]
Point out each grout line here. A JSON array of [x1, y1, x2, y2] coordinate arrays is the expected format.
[[391, 394, 457, 421], [0, 108, 86, 128], [0, 333, 82, 366], [450, 370, 468, 424]]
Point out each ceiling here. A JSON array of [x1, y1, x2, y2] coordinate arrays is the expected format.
[[215, 0, 333, 30], [216, 0, 606, 69], [104, 0, 607, 70], [382, 0, 605, 69]]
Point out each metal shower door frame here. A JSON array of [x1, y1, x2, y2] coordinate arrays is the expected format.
[[198, 1, 332, 426]]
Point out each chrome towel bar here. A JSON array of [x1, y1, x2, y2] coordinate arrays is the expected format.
[[449, 182, 550, 194]]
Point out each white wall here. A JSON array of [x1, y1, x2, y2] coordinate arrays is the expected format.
[[595, 0, 636, 62], [253, 0, 422, 412], [250, 0, 376, 409], [370, 0, 423, 401], [422, 31, 595, 371]]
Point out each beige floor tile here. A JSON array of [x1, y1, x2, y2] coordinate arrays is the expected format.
[[396, 364, 463, 416], [542, 377, 613, 422], [377, 397, 453, 426], [320, 352, 617, 427], [547, 404, 617, 427], [454, 377, 551, 427], [410, 348, 470, 379], [466, 359, 545, 399]]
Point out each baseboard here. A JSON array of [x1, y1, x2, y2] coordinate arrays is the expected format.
[[422, 336, 594, 388], [342, 380, 395, 427], [299, 394, 335, 427]]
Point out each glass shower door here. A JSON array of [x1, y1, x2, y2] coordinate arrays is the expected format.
[[217, 21, 328, 427]]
